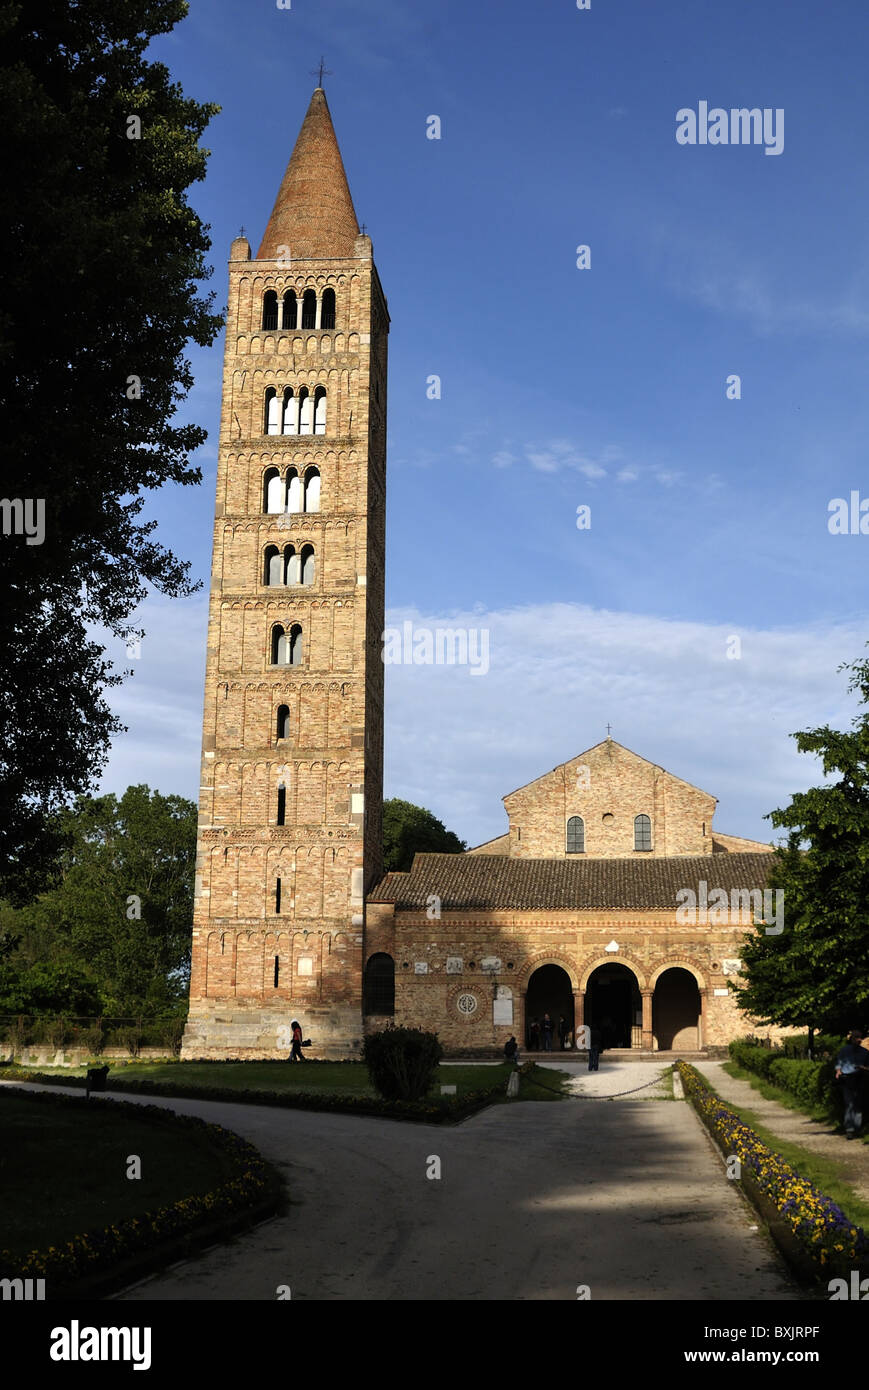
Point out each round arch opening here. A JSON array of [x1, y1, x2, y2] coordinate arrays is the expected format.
[[586, 962, 642, 1049], [653, 967, 700, 1051], [525, 964, 574, 1051]]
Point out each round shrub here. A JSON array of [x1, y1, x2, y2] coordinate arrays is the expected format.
[[362, 1027, 443, 1102]]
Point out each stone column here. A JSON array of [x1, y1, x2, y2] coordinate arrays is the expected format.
[[642, 989, 653, 1051], [699, 988, 707, 1051], [315, 295, 322, 329], [519, 990, 527, 1050], [573, 989, 584, 1046]]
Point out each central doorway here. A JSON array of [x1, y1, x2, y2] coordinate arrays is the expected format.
[[525, 964, 574, 1051], [585, 963, 641, 1048]]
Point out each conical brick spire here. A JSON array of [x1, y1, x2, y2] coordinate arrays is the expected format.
[[257, 87, 360, 260]]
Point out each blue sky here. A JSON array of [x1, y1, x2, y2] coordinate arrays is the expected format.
[[102, 0, 869, 847]]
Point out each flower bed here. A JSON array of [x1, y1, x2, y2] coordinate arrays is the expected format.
[[0, 1085, 281, 1295], [677, 1061, 868, 1282], [0, 1066, 507, 1123]]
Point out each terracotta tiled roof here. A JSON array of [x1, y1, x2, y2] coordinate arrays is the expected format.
[[257, 88, 359, 260], [367, 852, 776, 911]]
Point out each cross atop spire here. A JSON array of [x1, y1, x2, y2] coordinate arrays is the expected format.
[[310, 56, 332, 88]]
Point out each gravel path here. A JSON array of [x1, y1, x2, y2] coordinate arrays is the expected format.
[[537, 1058, 671, 1100], [2, 1078, 802, 1301]]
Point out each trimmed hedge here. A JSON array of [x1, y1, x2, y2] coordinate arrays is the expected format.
[[363, 1027, 443, 1102], [728, 1040, 840, 1117], [0, 1085, 281, 1294]]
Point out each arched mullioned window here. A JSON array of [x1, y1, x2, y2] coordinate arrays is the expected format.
[[304, 467, 320, 513], [321, 288, 336, 330], [300, 544, 315, 586], [566, 816, 585, 854], [265, 387, 281, 435], [301, 288, 317, 330], [363, 953, 395, 1015], [282, 290, 297, 330], [276, 705, 290, 740], [262, 291, 278, 331], [287, 469, 302, 512], [272, 624, 294, 665], [264, 468, 283, 513], [634, 814, 652, 852], [313, 386, 327, 435], [298, 386, 312, 436], [264, 545, 282, 586], [282, 388, 298, 435], [285, 545, 300, 585]]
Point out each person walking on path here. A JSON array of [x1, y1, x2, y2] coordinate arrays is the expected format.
[[289, 1019, 306, 1063], [542, 1013, 553, 1052], [588, 1024, 602, 1072], [835, 1030, 869, 1138], [558, 1015, 568, 1050]]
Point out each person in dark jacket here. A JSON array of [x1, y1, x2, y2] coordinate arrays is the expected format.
[[504, 1036, 519, 1065], [529, 1018, 540, 1051], [558, 1015, 568, 1050], [289, 1019, 306, 1063], [835, 1030, 869, 1137], [542, 1013, 553, 1051], [588, 1024, 603, 1072]]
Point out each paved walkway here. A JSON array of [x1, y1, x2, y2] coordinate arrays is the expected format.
[[537, 1058, 671, 1100], [2, 1079, 801, 1301], [696, 1059, 869, 1206]]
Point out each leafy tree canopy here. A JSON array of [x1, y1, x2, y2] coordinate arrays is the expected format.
[[734, 653, 869, 1035], [0, 0, 221, 901], [0, 784, 197, 1016], [382, 798, 467, 874]]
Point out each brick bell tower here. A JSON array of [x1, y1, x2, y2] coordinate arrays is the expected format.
[[183, 86, 388, 1057]]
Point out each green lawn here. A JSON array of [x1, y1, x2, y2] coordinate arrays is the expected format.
[[0, 1091, 240, 1258], [5, 1059, 571, 1103]]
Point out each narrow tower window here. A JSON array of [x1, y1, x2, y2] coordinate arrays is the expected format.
[[275, 877, 282, 913], [272, 625, 289, 665], [285, 545, 301, 585], [566, 816, 585, 854], [634, 814, 652, 852], [264, 545, 282, 586], [314, 386, 327, 435], [262, 290, 278, 331], [265, 387, 281, 435], [282, 290, 297, 330], [298, 387, 312, 436], [276, 785, 286, 825], [276, 705, 290, 740], [300, 544, 315, 586], [274, 955, 280, 988], [288, 624, 303, 666], [301, 289, 317, 329], [282, 388, 298, 435], [286, 469, 301, 512], [264, 468, 284, 513], [321, 288, 336, 330], [304, 467, 320, 513]]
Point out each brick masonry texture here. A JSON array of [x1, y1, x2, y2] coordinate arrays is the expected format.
[[183, 97, 783, 1061]]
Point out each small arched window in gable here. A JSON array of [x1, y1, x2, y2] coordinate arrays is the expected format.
[[300, 544, 315, 586], [301, 288, 317, 329], [262, 290, 278, 331], [304, 467, 320, 513], [321, 288, 336, 330], [566, 816, 585, 854], [282, 290, 297, 330], [265, 387, 281, 435], [313, 386, 326, 435], [634, 814, 652, 852], [276, 705, 290, 740], [286, 469, 302, 512], [285, 545, 301, 585]]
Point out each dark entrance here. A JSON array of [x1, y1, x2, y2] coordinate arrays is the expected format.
[[653, 968, 700, 1050], [525, 964, 574, 1051], [585, 963, 641, 1049]]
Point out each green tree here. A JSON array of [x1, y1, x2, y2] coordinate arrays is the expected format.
[[382, 798, 466, 874], [0, 785, 197, 1015], [0, 1, 222, 903], [734, 653, 869, 1035]]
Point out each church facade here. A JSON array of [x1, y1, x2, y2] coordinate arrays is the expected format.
[[183, 89, 776, 1060]]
